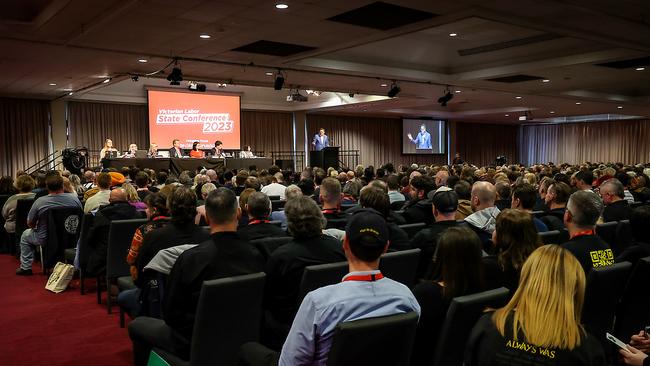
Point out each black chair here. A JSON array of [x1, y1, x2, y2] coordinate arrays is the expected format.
[[630, 201, 645, 208], [249, 236, 292, 260], [151, 272, 266, 366], [326, 312, 419, 366], [558, 228, 570, 243], [432, 287, 510, 366], [340, 203, 357, 212], [531, 210, 546, 218], [614, 257, 650, 342], [271, 200, 285, 212], [267, 195, 281, 201], [75, 213, 95, 296], [379, 249, 420, 288], [0, 194, 10, 253], [399, 223, 426, 239], [614, 220, 634, 257], [298, 261, 348, 305], [13, 198, 35, 254], [390, 200, 406, 211], [105, 218, 147, 313], [325, 218, 347, 230], [582, 261, 633, 362], [596, 221, 619, 249], [42, 207, 83, 274], [539, 230, 560, 244]]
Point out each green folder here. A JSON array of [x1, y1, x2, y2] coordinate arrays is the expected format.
[[147, 350, 171, 366]]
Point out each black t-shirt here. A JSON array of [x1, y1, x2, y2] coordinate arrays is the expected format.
[[465, 312, 606, 366], [237, 221, 287, 241], [482, 255, 520, 292], [561, 234, 613, 274], [410, 220, 460, 279], [602, 200, 631, 223]]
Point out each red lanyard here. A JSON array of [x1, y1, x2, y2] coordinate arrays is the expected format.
[[343, 272, 384, 282], [571, 229, 594, 239], [322, 208, 340, 215], [248, 220, 270, 225]]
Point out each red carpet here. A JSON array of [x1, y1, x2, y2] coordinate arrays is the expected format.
[[0, 254, 132, 366]]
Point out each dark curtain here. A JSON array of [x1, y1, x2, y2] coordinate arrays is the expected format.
[[68, 101, 148, 153], [456, 122, 519, 167], [0, 98, 50, 176], [241, 111, 293, 156], [307, 114, 447, 168], [518, 119, 650, 165]]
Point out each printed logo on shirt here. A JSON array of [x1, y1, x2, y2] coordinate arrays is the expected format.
[[589, 249, 614, 268], [505, 340, 556, 359]]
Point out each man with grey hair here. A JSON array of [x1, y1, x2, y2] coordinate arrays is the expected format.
[[561, 190, 613, 273], [238, 192, 286, 241], [205, 169, 218, 184], [599, 179, 632, 222]]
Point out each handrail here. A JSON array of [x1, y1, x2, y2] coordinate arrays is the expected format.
[[24, 150, 59, 173]]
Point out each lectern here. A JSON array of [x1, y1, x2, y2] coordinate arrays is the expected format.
[[310, 146, 339, 169]]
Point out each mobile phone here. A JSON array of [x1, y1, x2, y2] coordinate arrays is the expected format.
[[607, 333, 628, 349], [644, 326, 650, 338]]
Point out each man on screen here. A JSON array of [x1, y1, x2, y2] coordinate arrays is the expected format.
[[169, 139, 185, 158], [407, 124, 432, 149], [312, 128, 329, 151]]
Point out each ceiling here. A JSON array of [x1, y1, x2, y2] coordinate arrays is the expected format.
[[2, 0, 650, 122]]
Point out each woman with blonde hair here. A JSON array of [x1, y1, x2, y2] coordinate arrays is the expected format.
[[123, 183, 146, 210], [100, 138, 118, 159], [465, 244, 605, 365]]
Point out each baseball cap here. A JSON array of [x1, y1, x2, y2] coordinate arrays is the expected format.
[[429, 186, 458, 213], [345, 208, 389, 247]]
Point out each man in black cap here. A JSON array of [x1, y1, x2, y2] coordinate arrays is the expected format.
[[410, 187, 463, 279]]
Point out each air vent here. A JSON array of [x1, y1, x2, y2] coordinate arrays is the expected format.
[[231, 40, 317, 57], [486, 75, 546, 83], [596, 56, 650, 69], [327, 1, 437, 30], [458, 33, 560, 56]]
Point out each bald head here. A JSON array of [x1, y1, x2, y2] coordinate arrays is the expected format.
[[109, 188, 127, 203], [471, 181, 496, 211]]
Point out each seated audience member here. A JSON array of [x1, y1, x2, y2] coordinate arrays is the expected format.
[[237, 192, 286, 241], [85, 188, 140, 275], [245, 176, 261, 192], [620, 329, 650, 366], [561, 190, 612, 273], [617, 205, 650, 264], [32, 171, 48, 199], [123, 183, 146, 210], [540, 181, 571, 231], [358, 187, 410, 251], [16, 172, 82, 275], [296, 178, 315, 198], [464, 181, 500, 250], [412, 226, 484, 366], [128, 187, 265, 366], [265, 196, 345, 328], [484, 209, 542, 291], [454, 180, 474, 220], [630, 175, 650, 202], [270, 209, 420, 366], [234, 171, 249, 196], [411, 187, 461, 279], [434, 170, 449, 189], [465, 245, 605, 366], [387, 175, 406, 205], [494, 181, 511, 211], [194, 183, 216, 225], [341, 179, 362, 204], [82, 170, 95, 191], [134, 171, 152, 201], [616, 172, 636, 204], [534, 177, 554, 211], [2, 174, 36, 234], [134, 186, 210, 288], [402, 175, 436, 224], [238, 188, 256, 227], [84, 172, 111, 213], [511, 183, 549, 232], [600, 179, 632, 222], [575, 170, 594, 191], [261, 173, 287, 199], [270, 185, 302, 230], [0, 175, 17, 195], [319, 177, 346, 227]]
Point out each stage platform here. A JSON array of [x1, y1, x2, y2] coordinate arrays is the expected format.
[[104, 157, 273, 174]]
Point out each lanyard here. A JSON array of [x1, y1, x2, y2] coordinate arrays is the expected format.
[[322, 208, 340, 215], [343, 273, 384, 282], [571, 229, 594, 239], [248, 220, 270, 225]]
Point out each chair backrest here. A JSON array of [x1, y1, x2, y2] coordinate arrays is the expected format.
[[14, 198, 35, 238], [340, 203, 357, 212], [267, 195, 281, 201], [538, 230, 560, 244], [630, 201, 645, 208], [249, 236, 292, 260], [558, 228, 570, 243], [325, 218, 348, 229], [398, 223, 426, 239], [531, 210, 545, 218], [379, 249, 420, 288], [390, 200, 406, 211], [614, 220, 634, 257], [614, 257, 650, 341], [77, 213, 95, 271], [0, 195, 9, 226], [433, 287, 510, 366], [298, 261, 348, 305], [596, 221, 619, 248], [106, 218, 147, 279], [582, 261, 633, 359], [326, 312, 419, 366], [191, 272, 266, 366], [44, 207, 84, 268], [271, 200, 285, 212]]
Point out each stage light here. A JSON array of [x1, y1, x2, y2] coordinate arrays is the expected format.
[[274, 71, 285, 90], [575, 102, 581, 105], [542, 79, 550, 83], [188, 81, 207, 92], [635, 67, 645, 71], [380, 83, 388, 87], [275, 3, 289, 9], [505, 114, 509, 117], [617, 106, 623, 109], [437, 87, 453, 106], [387, 82, 401, 98], [138, 59, 148, 63], [217, 83, 227, 88], [131, 76, 139, 82], [167, 65, 183, 85], [515, 96, 522, 99], [305, 90, 321, 96], [449, 33, 458, 37], [265, 72, 273, 76], [49, 83, 56, 86], [199, 34, 211, 39]]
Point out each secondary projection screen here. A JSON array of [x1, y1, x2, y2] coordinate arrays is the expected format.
[[148, 89, 241, 149], [402, 119, 446, 154]]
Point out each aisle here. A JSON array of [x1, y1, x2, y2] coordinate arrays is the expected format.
[[0, 254, 132, 366]]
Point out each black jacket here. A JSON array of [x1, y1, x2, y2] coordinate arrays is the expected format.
[[402, 198, 434, 225], [603, 200, 631, 222], [237, 221, 287, 241], [562, 234, 613, 273], [540, 207, 566, 231]]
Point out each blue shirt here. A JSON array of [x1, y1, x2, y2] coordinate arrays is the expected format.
[[279, 270, 421, 366], [28, 192, 82, 243], [533, 217, 548, 232], [410, 131, 432, 149]]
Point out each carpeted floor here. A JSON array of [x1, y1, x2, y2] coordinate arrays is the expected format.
[[0, 254, 132, 366]]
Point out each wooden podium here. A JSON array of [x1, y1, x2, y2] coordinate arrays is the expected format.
[[310, 146, 339, 169]]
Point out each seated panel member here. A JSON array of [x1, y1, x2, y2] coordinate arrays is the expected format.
[[123, 143, 138, 158], [189, 141, 204, 158], [169, 139, 185, 158], [212, 140, 225, 158], [147, 143, 159, 158], [100, 138, 119, 159], [240, 145, 255, 158]]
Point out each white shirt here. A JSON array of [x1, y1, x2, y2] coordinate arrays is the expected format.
[[261, 183, 287, 200], [84, 189, 110, 213]]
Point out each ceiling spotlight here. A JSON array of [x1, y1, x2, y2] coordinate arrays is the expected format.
[[217, 83, 227, 88], [167, 64, 183, 85], [635, 67, 645, 71], [274, 71, 285, 90], [138, 59, 148, 63], [275, 3, 289, 9], [617, 106, 623, 109], [62, 88, 72, 91], [49, 83, 56, 86], [265, 72, 274, 76], [519, 111, 532, 121], [387, 82, 401, 98], [437, 87, 454, 106], [542, 79, 550, 83], [505, 114, 510, 117], [68, 92, 74, 96], [455, 90, 461, 93], [515, 96, 522, 99], [380, 83, 388, 87], [550, 111, 555, 114], [102, 78, 111, 84], [575, 102, 581, 105], [449, 33, 458, 37], [199, 34, 211, 39], [131, 75, 139, 82]]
